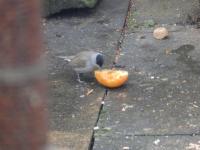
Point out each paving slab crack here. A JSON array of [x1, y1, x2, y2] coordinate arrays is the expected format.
[[88, 89, 108, 150], [113, 0, 134, 66], [89, 1, 133, 149]]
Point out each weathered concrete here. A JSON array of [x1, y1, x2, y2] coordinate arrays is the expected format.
[[93, 26, 200, 149], [43, 0, 129, 149], [43, 0, 98, 16], [44, 0, 200, 149], [93, 1, 200, 148], [128, 0, 200, 27], [94, 135, 200, 150]]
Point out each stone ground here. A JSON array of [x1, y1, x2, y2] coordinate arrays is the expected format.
[[44, 0, 200, 149], [44, 0, 129, 149]]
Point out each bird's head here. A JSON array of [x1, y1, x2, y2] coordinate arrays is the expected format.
[[96, 54, 104, 68]]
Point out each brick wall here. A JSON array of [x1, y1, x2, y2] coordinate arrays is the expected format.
[[0, 1, 48, 149]]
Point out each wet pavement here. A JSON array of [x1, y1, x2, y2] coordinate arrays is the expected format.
[[44, 0, 200, 149]]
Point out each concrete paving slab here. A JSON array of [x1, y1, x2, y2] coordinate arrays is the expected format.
[[93, 27, 200, 149], [43, 0, 129, 149], [94, 135, 200, 150], [129, 0, 199, 25]]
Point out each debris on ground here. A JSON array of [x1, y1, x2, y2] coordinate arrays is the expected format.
[[165, 48, 173, 55], [153, 27, 169, 40], [186, 142, 200, 150], [86, 89, 94, 96], [94, 126, 100, 131], [121, 103, 133, 112], [154, 139, 161, 145], [123, 146, 130, 150], [80, 95, 85, 98]]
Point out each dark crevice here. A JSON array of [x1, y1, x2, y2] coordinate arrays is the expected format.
[[88, 88, 108, 150], [89, 0, 133, 149], [113, 0, 134, 67]]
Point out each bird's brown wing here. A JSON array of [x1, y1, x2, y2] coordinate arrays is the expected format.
[[70, 55, 87, 69]]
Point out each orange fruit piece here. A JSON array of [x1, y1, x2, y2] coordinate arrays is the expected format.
[[95, 69, 128, 88]]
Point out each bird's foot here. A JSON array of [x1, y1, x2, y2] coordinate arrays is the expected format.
[[77, 73, 86, 84], [77, 78, 85, 84]]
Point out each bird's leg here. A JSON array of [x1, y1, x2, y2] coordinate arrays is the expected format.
[[77, 73, 84, 83]]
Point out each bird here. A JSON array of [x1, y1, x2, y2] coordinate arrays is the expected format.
[[58, 51, 104, 82]]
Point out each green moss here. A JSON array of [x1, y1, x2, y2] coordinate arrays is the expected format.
[[127, 11, 156, 32], [95, 127, 112, 137], [143, 19, 156, 28], [81, 0, 97, 8], [127, 12, 139, 31]]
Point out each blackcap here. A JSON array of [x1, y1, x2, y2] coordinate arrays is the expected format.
[[59, 51, 104, 82]]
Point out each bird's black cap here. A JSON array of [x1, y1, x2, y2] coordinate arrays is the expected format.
[[96, 54, 104, 67]]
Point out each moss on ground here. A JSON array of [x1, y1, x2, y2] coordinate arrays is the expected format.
[[81, 0, 97, 7], [127, 11, 156, 32]]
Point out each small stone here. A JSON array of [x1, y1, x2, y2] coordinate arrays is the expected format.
[[182, 80, 187, 83], [143, 128, 152, 132], [122, 104, 133, 112], [167, 95, 172, 98], [146, 87, 154, 91], [154, 139, 160, 145], [161, 78, 168, 81], [123, 146, 130, 150], [188, 114, 192, 117], [80, 95, 85, 98], [72, 114, 75, 118], [165, 48, 173, 55], [94, 126, 99, 131], [180, 91, 185, 94], [122, 107, 126, 111], [103, 127, 112, 131], [150, 76, 155, 79], [125, 136, 129, 139]]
